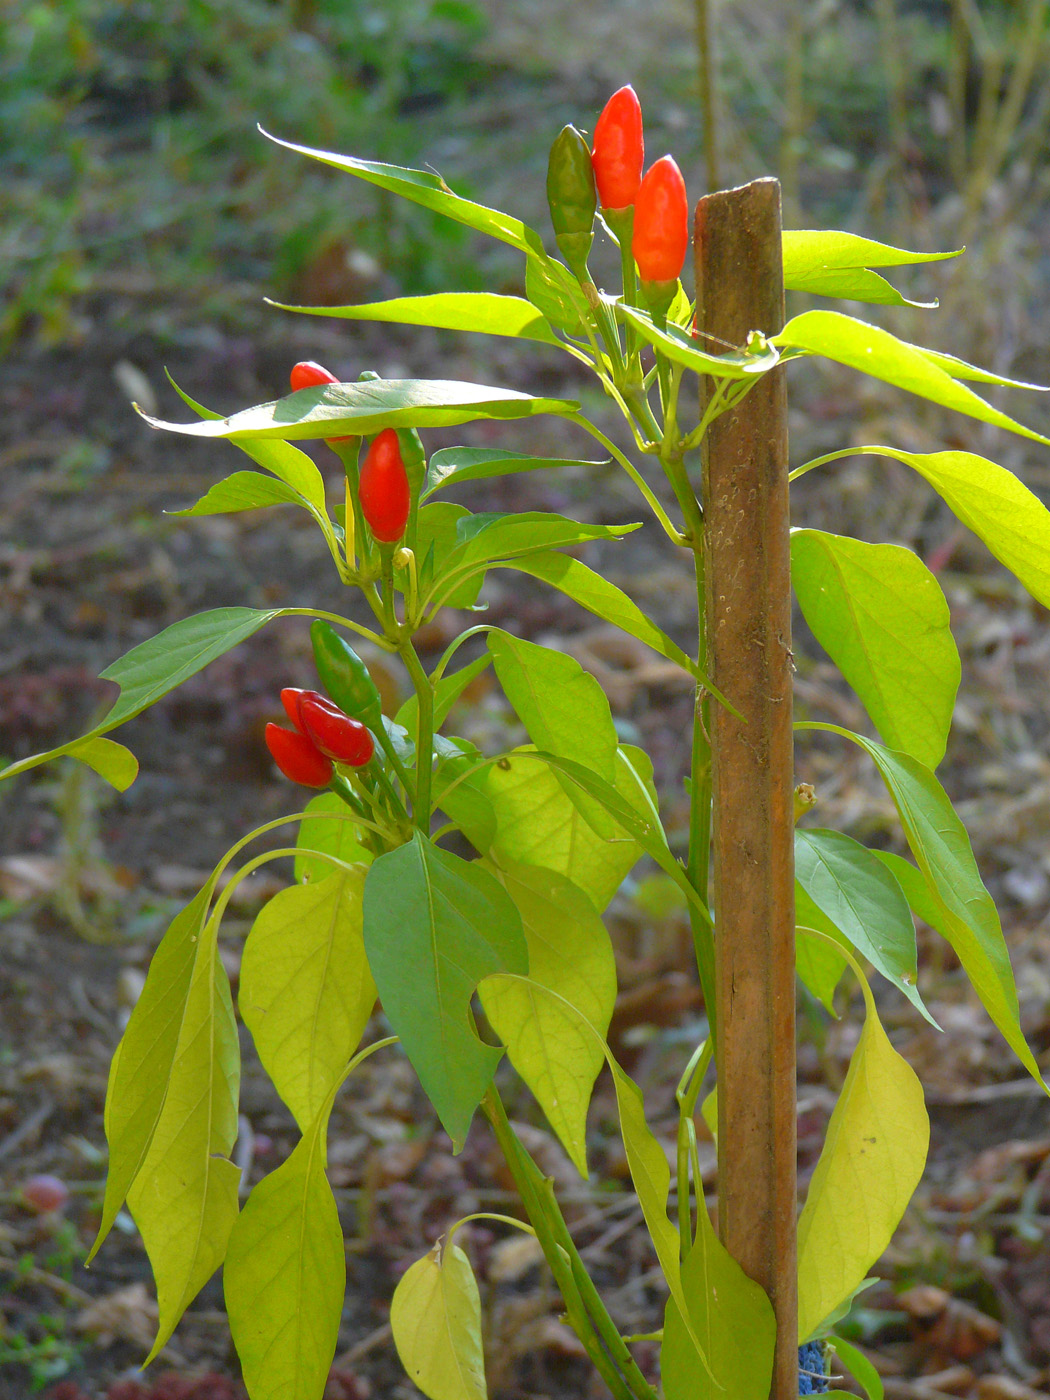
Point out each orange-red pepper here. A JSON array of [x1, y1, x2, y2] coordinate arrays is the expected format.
[[359, 428, 410, 544], [632, 155, 689, 284], [591, 86, 644, 211]]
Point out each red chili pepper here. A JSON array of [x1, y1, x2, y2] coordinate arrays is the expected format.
[[265, 722, 333, 788], [359, 428, 411, 544], [632, 155, 689, 284], [591, 86, 644, 211], [289, 361, 352, 443], [299, 692, 375, 767]]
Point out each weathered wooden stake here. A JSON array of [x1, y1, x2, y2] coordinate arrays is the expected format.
[[695, 178, 797, 1400]]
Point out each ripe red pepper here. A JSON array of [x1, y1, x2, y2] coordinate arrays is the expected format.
[[289, 361, 352, 443], [265, 721, 333, 788], [591, 86, 644, 210], [299, 692, 375, 767], [632, 155, 689, 285], [359, 428, 411, 544]]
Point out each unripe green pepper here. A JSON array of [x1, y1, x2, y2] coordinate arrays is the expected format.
[[546, 124, 597, 282], [310, 619, 383, 732]]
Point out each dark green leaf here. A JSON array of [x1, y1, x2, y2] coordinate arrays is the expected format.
[[422, 448, 606, 501]]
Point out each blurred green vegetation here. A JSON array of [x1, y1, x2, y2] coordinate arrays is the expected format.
[[2, 0, 1049, 353]]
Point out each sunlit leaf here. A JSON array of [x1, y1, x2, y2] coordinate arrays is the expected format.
[[618, 303, 780, 377], [391, 1240, 487, 1400], [271, 291, 560, 345], [66, 736, 139, 792], [240, 868, 375, 1131], [776, 312, 1049, 444], [169, 470, 305, 516], [781, 230, 959, 307], [796, 948, 928, 1342], [294, 791, 374, 886], [791, 529, 959, 769]]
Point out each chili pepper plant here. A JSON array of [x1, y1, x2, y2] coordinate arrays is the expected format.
[[5, 85, 1050, 1400]]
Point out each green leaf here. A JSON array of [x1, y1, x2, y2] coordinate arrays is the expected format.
[[800, 723, 1046, 1090], [169, 470, 305, 516], [167, 376, 332, 522], [478, 859, 616, 1175], [89, 885, 216, 1260], [391, 1240, 487, 1400], [126, 912, 241, 1361], [775, 311, 1050, 444], [505, 551, 699, 679], [225, 1099, 344, 1400], [916, 348, 1050, 391], [795, 829, 934, 1024], [143, 379, 580, 444], [415, 502, 484, 610], [661, 1196, 776, 1400], [240, 868, 375, 1132], [859, 447, 1050, 610], [782, 230, 959, 307], [66, 736, 139, 792], [488, 628, 618, 783], [525, 254, 588, 335], [362, 835, 527, 1150], [0, 608, 281, 785], [262, 129, 546, 258], [453, 511, 639, 569], [831, 1336, 885, 1400], [479, 744, 656, 912], [796, 949, 928, 1343], [618, 303, 781, 378], [783, 230, 961, 273], [294, 791, 374, 886], [422, 448, 606, 502], [791, 529, 959, 769], [271, 292, 560, 345]]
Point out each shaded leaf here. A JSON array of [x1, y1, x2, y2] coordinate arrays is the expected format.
[[422, 448, 605, 502], [294, 791, 374, 886], [363, 835, 527, 1149]]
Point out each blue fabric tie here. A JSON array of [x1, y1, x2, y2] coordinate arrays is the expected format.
[[798, 1340, 828, 1394]]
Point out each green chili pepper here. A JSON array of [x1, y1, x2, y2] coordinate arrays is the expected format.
[[546, 124, 597, 282], [310, 619, 383, 732]]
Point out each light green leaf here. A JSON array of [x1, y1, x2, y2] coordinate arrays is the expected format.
[[479, 859, 616, 1175], [415, 502, 483, 610], [525, 254, 588, 335], [240, 868, 375, 1132], [225, 1099, 344, 1400], [362, 834, 527, 1150], [661, 1196, 776, 1400], [860, 447, 1050, 610], [262, 129, 545, 258], [271, 292, 560, 345], [800, 723, 1045, 1089], [126, 912, 241, 1361], [89, 885, 216, 1259], [167, 376, 332, 520], [505, 551, 698, 678], [391, 1240, 487, 1400], [618, 303, 780, 378], [66, 735, 139, 792], [0, 608, 281, 785], [915, 348, 1050, 391], [832, 1336, 885, 1400], [782, 230, 959, 307], [791, 529, 959, 769], [796, 947, 928, 1343], [142, 380, 579, 443], [795, 828, 934, 1023], [488, 628, 618, 790], [480, 744, 656, 912], [783, 230, 961, 273], [775, 311, 1050, 444], [169, 470, 305, 516], [294, 791, 374, 886], [422, 448, 606, 502], [452, 510, 639, 571]]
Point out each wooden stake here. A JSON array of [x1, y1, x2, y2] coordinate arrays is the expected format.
[[695, 178, 797, 1400]]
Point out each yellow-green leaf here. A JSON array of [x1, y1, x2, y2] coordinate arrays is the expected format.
[[796, 946, 928, 1342], [67, 735, 139, 791], [391, 1240, 487, 1400], [240, 868, 375, 1131]]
